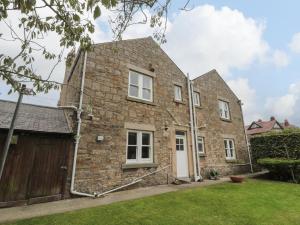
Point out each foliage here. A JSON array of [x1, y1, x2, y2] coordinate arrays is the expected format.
[[257, 158, 300, 183], [0, 0, 189, 94], [257, 158, 300, 166], [250, 131, 300, 161], [207, 168, 219, 180], [6, 180, 300, 225]]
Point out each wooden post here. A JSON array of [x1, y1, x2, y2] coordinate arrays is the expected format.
[[0, 85, 26, 180]]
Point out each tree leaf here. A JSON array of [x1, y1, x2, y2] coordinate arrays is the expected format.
[[93, 5, 101, 19]]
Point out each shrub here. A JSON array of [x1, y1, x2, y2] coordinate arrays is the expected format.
[[250, 132, 300, 161], [257, 158, 300, 183]]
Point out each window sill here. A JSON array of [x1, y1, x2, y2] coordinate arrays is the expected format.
[[220, 118, 232, 123], [225, 159, 237, 163], [122, 163, 158, 169], [199, 153, 206, 157], [195, 105, 203, 109], [174, 100, 186, 105], [126, 96, 156, 106]]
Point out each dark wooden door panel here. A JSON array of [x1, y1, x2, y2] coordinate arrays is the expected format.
[[27, 137, 67, 198], [0, 135, 35, 202]]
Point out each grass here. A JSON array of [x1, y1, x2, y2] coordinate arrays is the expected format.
[[6, 179, 300, 225]]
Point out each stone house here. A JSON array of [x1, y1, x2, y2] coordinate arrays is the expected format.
[[59, 37, 251, 196]]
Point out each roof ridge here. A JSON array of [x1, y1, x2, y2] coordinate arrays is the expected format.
[[0, 99, 62, 110]]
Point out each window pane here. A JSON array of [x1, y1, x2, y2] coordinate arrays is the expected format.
[[130, 72, 139, 85], [229, 140, 233, 148], [142, 88, 151, 100], [128, 132, 137, 145], [176, 144, 180, 151], [174, 86, 182, 100], [198, 143, 203, 152], [129, 85, 138, 97], [194, 92, 200, 105], [142, 146, 150, 158], [142, 133, 150, 145], [224, 140, 228, 148], [143, 75, 151, 89], [127, 146, 137, 159]]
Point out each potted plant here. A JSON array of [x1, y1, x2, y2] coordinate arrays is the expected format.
[[208, 168, 220, 180]]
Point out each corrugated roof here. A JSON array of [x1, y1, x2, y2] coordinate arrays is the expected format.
[[0, 100, 72, 134]]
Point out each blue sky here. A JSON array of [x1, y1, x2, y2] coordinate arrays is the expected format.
[[0, 0, 300, 125]]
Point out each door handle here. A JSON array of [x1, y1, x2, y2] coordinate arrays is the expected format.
[[60, 166, 67, 170]]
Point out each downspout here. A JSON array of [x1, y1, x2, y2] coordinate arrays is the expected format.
[[239, 100, 253, 173], [190, 80, 202, 180], [70, 51, 95, 197], [187, 73, 198, 182]]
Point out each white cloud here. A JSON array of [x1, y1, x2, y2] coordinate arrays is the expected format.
[[227, 78, 262, 124], [265, 82, 300, 124], [271, 50, 289, 67], [163, 5, 270, 77], [289, 32, 300, 53]]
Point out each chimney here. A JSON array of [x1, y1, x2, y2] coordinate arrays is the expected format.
[[284, 119, 290, 127], [258, 119, 262, 122], [270, 116, 275, 121]]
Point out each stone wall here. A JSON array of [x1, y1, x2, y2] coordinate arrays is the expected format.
[[59, 37, 250, 194], [193, 70, 250, 177]]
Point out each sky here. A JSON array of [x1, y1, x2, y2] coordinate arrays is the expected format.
[[0, 0, 300, 126]]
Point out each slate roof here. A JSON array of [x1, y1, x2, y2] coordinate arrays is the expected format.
[[0, 100, 72, 134]]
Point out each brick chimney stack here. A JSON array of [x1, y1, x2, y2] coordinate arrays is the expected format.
[[284, 119, 290, 127], [270, 116, 275, 121]]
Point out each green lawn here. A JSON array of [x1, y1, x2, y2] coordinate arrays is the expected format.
[[6, 179, 300, 225]]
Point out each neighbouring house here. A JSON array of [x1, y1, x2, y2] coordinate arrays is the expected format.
[[245, 116, 296, 137], [58, 37, 251, 196], [0, 100, 73, 207]]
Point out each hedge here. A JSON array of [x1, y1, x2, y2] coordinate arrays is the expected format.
[[257, 158, 300, 167], [250, 131, 300, 161]]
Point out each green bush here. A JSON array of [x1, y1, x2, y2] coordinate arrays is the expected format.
[[250, 132, 300, 161], [257, 158, 300, 182]]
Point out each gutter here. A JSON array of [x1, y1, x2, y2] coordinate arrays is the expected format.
[[70, 51, 95, 197], [187, 74, 199, 182], [238, 100, 253, 173], [190, 80, 202, 181]]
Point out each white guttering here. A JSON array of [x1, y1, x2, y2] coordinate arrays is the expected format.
[[70, 51, 95, 197], [187, 73, 198, 182], [239, 100, 253, 173], [190, 80, 202, 180]]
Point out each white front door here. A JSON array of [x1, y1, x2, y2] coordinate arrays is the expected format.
[[176, 132, 189, 178]]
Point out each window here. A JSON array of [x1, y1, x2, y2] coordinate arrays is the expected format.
[[193, 92, 200, 106], [127, 130, 153, 163], [197, 136, 205, 154], [219, 100, 230, 120], [174, 85, 182, 101], [128, 70, 153, 101], [224, 139, 236, 160]]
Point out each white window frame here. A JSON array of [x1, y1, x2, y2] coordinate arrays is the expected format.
[[224, 139, 236, 160], [197, 136, 205, 154], [126, 130, 153, 164], [193, 92, 201, 106], [174, 85, 182, 101], [219, 100, 230, 120], [128, 70, 153, 102]]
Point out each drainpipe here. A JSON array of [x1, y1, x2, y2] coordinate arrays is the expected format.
[[239, 100, 253, 173], [187, 73, 198, 182], [70, 51, 95, 197], [190, 80, 202, 181]]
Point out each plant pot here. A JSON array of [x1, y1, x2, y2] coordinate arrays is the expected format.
[[230, 176, 244, 183]]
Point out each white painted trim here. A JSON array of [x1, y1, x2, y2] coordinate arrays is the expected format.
[[128, 70, 153, 102], [126, 130, 153, 164], [174, 85, 182, 101]]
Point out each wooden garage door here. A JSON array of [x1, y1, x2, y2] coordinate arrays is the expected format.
[[0, 133, 70, 207]]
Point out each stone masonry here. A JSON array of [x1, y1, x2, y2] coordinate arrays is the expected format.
[[59, 37, 250, 194]]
